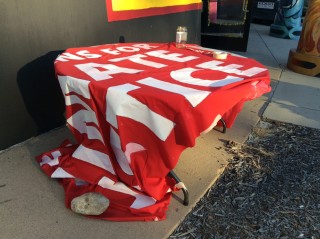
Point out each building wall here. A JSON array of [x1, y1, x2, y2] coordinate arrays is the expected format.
[[0, 0, 201, 150]]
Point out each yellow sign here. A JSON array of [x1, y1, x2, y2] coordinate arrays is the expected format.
[[106, 0, 202, 22], [112, 0, 201, 11]]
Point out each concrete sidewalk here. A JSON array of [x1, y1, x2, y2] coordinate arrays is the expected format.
[[234, 24, 320, 130], [1, 23, 319, 239]]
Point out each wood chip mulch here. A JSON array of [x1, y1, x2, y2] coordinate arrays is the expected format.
[[170, 119, 320, 239]]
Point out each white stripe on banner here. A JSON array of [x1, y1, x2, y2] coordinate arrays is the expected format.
[[200, 114, 222, 135], [110, 128, 146, 176], [137, 77, 211, 107], [51, 167, 75, 178], [51, 150, 61, 159], [58, 75, 91, 99], [98, 176, 156, 209], [238, 67, 267, 77], [106, 83, 175, 141], [40, 150, 61, 167], [65, 94, 91, 111], [196, 60, 267, 76], [59, 76, 105, 144], [171, 68, 244, 87], [110, 128, 134, 175], [72, 144, 115, 175], [40, 155, 60, 167]]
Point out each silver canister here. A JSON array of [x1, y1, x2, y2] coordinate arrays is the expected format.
[[176, 26, 187, 48]]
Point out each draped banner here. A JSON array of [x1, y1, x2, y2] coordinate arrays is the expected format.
[[106, 0, 202, 22], [37, 43, 271, 221]]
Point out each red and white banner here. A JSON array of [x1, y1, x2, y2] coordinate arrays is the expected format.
[[106, 0, 202, 22], [37, 43, 271, 221]]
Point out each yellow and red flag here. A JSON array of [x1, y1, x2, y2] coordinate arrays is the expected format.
[[106, 0, 202, 22]]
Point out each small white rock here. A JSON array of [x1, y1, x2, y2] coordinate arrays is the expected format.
[[71, 192, 109, 215]]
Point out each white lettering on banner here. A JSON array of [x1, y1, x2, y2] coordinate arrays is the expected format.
[[57, 44, 159, 62], [56, 53, 85, 62], [75, 63, 143, 81], [109, 54, 167, 68], [100, 48, 121, 55], [101, 45, 158, 55], [170, 68, 244, 87], [76, 50, 102, 59], [110, 128, 146, 177], [137, 77, 211, 107], [146, 50, 198, 62], [98, 177, 156, 209], [58, 76, 105, 144], [106, 83, 175, 141], [132, 44, 158, 50], [116, 46, 140, 52], [197, 60, 266, 76], [72, 144, 116, 175]]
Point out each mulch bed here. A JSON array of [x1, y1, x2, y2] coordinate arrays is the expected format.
[[170, 119, 320, 239]]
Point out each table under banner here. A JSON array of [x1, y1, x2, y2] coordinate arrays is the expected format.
[[37, 42, 271, 221]]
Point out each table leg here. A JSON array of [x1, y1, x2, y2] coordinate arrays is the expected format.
[[168, 170, 189, 206], [219, 118, 227, 133]]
